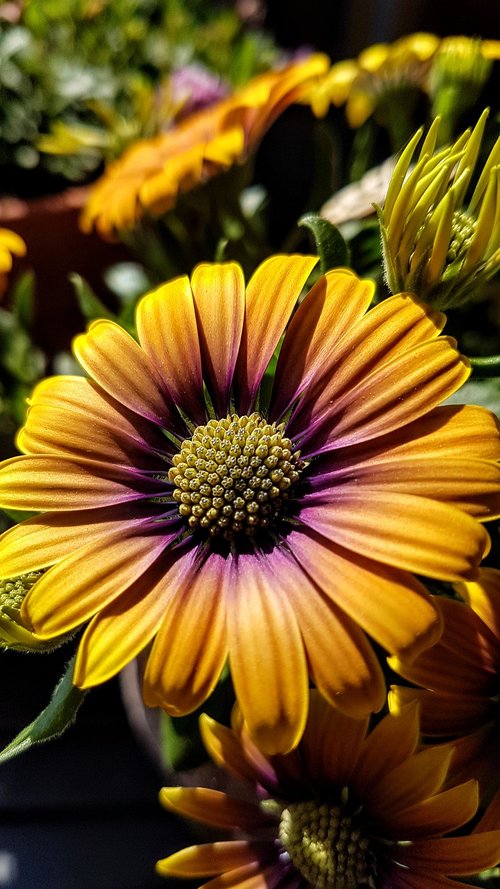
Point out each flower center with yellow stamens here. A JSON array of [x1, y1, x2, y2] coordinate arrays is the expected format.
[[446, 210, 476, 263], [169, 413, 305, 540], [279, 800, 377, 889]]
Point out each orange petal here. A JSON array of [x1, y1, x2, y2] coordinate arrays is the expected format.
[[159, 787, 264, 831], [235, 254, 318, 412], [274, 548, 385, 716], [325, 404, 500, 466], [368, 745, 453, 816], [389, 685, 494, 736], [287, 527, 442, 659], [199, 715, 274, 790], [73, 320, 172, 425], [386, 780, 479, 839], [191, 262, 245, 415], [22, 521, 173, 638], [385, 870, 470, 889], [459, 567, 500, 638], [135, 275, 205, 423], [226, 550, 309, 754], [352, 703, 420, 795], [157, 841, 266, 878], [300, 491, 489, 581], [74, 543, 195, 687], [396, 832, 500, 875], [270, 270, 374, 418], [18, 375, 166, 467], [0, 455, 160, 511], [300, 692, 369, 786], [389, 599, 498, 696], [199, 861, 282, 889], [0, 505, 139, 576], [317, 457, 500, 520], [295, 336, 470, 455], [143, 548, 227, 715]]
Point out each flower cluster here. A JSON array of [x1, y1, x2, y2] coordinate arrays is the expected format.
[[1, 21, 500, 889], [157, 694, 500, 889]]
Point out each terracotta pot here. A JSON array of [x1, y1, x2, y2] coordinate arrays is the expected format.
[[0, 186, 131, 357]]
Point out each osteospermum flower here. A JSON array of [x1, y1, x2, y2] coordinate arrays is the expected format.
[[81, 54, 329, 239], [378, 109, 500, 309], [390, 567, 500, 797], [157, 693, 500, 888], [0, 255, 499, 753], [0, 227, 26, 297], [311, 33, 439, 130]]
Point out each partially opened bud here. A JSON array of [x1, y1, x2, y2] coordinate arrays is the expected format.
[[378, 109, 500, 309]]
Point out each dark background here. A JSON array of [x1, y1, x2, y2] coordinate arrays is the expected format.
[[1, 1, 498, 887]]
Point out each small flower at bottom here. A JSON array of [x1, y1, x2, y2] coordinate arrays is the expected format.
[[0, 255, 499, 753], [157, 694, 500, 889], [390, 567, 500, 799]]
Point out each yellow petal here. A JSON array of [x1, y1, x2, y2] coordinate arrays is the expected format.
[[23, 521, 171, 639], [136, 274, 205, 423], [73, 320, 172, 425], [300, 489, 489, 581], [270, 269, 374, 419], [287, 527, 442, 659], [143, 547, 228, 714], [226, 550, 309, 754], [235, 254, 318, 412], [0, 455, 156, 512], [74, 544, 194, 687], [157, 841, 262, 878], [191, 262, 246, 415], [0, 505, 140, 576]]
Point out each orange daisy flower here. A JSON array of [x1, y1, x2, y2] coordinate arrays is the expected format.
[[390, 567, 500, 797], [0, 256, 498, 753], [81, 54, 329, 239], [157, 693, 500, 888]]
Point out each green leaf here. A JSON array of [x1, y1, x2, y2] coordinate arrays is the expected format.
[[0, 655, 86, 764], [298, 213, 350, 273], [70, 273, 117, 324], [11, 270, 36, 329]]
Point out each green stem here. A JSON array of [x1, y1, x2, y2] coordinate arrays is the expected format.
[[469, 355, 500, 377]]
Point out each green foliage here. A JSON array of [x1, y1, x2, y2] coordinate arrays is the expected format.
[[0, 654, 86, 764], [0, 272, 45, 455], [298, 213, 350, 273], [0, 0, 279, 193]]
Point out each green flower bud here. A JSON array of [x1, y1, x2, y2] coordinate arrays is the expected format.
[[377, 109, 500, 310], [0, 572, 70, 652]]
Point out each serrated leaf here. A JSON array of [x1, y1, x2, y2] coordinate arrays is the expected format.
[[298, 213, 350, 273], [0, 655, 86, 765]]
